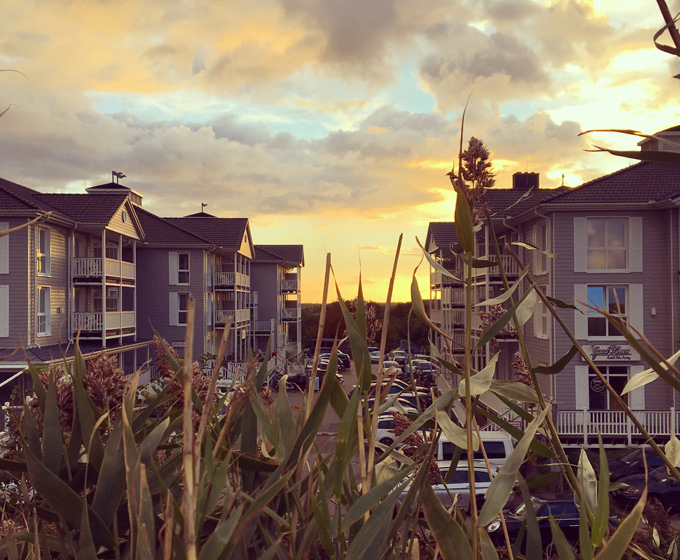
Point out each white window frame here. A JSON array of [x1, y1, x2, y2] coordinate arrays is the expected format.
[[574, 283, 644, 340], [0, 285, 8, 337], [169, 292, 190, 326], [37, 227, 51, 276], [178, 252, 190, 285], [0, 222, 8, 275], [533, 221, 549, 275], [37, 286, 51, 336], [533, 285, 550, 339], [574, 216, 643, 273]]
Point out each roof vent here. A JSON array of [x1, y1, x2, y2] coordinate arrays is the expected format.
[[512, 172, 539, 191]]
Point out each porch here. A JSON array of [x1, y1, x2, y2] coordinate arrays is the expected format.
[[214, 271, 250, 289], [72, 257, 135, 282], [72, 311, 136, 335]]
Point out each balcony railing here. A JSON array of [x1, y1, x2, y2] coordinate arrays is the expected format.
[[556, 409, 680, 445], [72, 258, 135, 281], [471, 255, 522, 277], [282, 307, 301, 321], [216, 309, 250, 325], [252, 319, 274, 333], [281, 278, 299, 292], [72, 311, 135, 332], [214, 271, 250, 288]]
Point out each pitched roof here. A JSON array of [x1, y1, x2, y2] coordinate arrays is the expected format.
[[164, 217, 249, 250], [34, 193, 129, 224], [539, 161, 680, 205], [427, 222, 458, 250], [0, 177, 62, 213], [135, 207, 211, 245], [483, 185, 570, 218], [254, 244, 304, 266]]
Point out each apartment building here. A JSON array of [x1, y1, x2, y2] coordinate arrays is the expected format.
[[426, 128, 680, 444], [251, 245, 304, 365], [0, 177, 302, 401]]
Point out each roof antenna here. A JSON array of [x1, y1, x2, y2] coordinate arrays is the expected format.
[[112, 171, 126, 184], [561, 173, 565, 187], [201, 202, 208, 213]]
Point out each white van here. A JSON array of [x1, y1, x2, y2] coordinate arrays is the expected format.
[[436, 432, 514, 473]]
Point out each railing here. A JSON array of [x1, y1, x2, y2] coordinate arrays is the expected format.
[[281, 278, 299, 292], [252, 320, 274, 333], [556, 409, 679, 445], [282, 307, 301, 320], [215, 309, 232, 325], [72, 258, 135, 280], [472, 255, 522, 277], [214, 271, 250, 288], [73, 312, 103, 331], [106, 311, 135, 329], [479, 408, 525, 432]]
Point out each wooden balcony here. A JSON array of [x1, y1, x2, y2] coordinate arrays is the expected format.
[[282, 307, 301, 321], [214, 271, 250, 289], [471, 255, 521, 278], [556, 409, 680, 446], [281, 278, 299, 293], [215, 308, 250, 325], [72, 258, 135, 282], [72, 311, 135, 333]]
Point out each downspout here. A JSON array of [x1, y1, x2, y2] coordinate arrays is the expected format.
[[32, 224, 38, 348], [484, 223, 490, 366]]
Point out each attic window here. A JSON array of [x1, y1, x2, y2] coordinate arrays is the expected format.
[[122, 211, 128, 223]]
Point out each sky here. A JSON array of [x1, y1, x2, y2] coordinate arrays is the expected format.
[[2, 0, 680, 303]]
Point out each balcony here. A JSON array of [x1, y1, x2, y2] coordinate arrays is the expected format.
[[72, 311, 135, 333], [72, 258, 135, 282], [282, 307, 301, 321], [252, 319, 275, 334], [215, 308, 250, 325], [214, 271, 250, 289], [281, 277, 299, 293], [471, 255, 522, 278]]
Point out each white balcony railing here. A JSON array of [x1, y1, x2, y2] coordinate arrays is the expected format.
[[556, 409, 680, 445], [72, 257, 135, 280], [106, 311, 136, 329], [73, 312, 103, 331], [281, 278, 299, 292], [472, 255, 522, 277], [282, 307, 301, 320], [216, 309, 250, 324], [252, 320, 274, 333], [214, 271, 250, 288]]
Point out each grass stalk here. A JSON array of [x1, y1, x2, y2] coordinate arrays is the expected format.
[[181, 295, 197, 560]]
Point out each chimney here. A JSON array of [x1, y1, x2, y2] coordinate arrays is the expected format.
[[512, 172, 539, 191]]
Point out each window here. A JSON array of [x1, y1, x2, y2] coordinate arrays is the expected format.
[[533, 221, 549, 274], [37, 286, 50, 336], [587, 218, 627, 270], [178, 253, 190, 284], [37, 227, 51, 276], [0, 222, 8, 274], [106, 287, 119, 312], [588, 365, 628, 410], [178, 293, 189, 325], [534, 285, 550, 339], [587, 285, 627, 337]]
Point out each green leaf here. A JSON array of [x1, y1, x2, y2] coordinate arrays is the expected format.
[[332, 385, 361, 498], [420, 482, 474, 560], [489, 380, 539, 403], [91, 419, 125, 527], [550, 516, 576, 560], [337, 289, 372, 392], [578, 448, 598, 516], [411, 275, 451, 342], [475, 269, 528, 307], [592, 434, 610, 548], [476, 288, 534, 348], [592, 488, 646, 560], [478, 406, 549, 526], [518, 475, 542, 560], [511, 240, 558, 260], [479, 528, 500, 560], [476, 407, 554, 458], [534, 345, 579, 375], [546, 296, 579, 311], [515, 287, 537, 326], [77, 496, 98, 560], [460, 254, 497, 268], [453, 181, 474, 254], [580, 490, 594, 560], [416, 236, 462, 282], [42, 371, 62, 475], [198, 506, 243, 560], [622, 347, 680, 395], [665, 434, 680, 469], [437, 410, 478, 450], [460, 353, 498, 397]]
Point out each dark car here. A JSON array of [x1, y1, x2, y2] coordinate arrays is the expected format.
[[607, 447, 666, 481], [486, 495, 616, 550], [615, 466, 680, 510], [337, 351, 351, 370]]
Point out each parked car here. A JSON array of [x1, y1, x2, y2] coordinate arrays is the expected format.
[[399, 466, 495, 514], [382, 360, 402, 374], [337, 351, 351, 370], [485, 495, 596, 549], [437, 432, 515, 473], [607, 446, 666, 481], [369, 350, 382, 364], [390, 350, 408, 366], [615, 466, 680, 510]]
